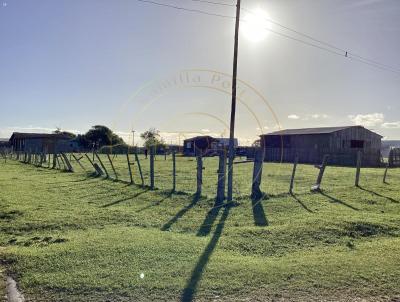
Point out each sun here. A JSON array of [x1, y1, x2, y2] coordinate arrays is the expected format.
[[241, 8, 271, 42]]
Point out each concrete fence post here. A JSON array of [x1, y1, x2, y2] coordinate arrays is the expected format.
[[216, 149, 227, 203], [251, 147, 264, 200]]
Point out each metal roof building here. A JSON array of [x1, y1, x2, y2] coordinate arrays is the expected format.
[[260, 126, 382, 166], [9, 132, 78, 154]]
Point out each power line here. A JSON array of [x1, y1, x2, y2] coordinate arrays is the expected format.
[[240, 6, 400, 74], [135, 0, 400, 76], [135, 0, 235, 19], [185, 0, 235, 7]]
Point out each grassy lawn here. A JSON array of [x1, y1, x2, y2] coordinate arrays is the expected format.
[[0, 156, 400, 301]]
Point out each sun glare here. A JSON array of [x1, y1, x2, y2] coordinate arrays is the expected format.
[[241, 8, 271, 42]]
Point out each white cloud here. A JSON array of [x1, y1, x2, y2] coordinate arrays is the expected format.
[[348, 113, 384, 127], [311, 114, 329, 119], [288, 114, 300, 120], [201, 129, 210, 133], [382, 122, 400, 129]]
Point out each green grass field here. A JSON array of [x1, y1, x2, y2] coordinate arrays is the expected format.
[[0, 155, 400, 301]]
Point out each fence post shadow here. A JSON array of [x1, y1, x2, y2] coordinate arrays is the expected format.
[[181, 206, 230, 302], [251, 196, 268, 226], [358, 186, 399, 203], [319, 191, 360, 211], [196, 199, 225, 236], [290, 193, 314, 213], [161, 193, 202, 231]]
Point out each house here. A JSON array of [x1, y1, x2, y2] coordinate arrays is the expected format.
[[0, 138, 10, 151], [183, 136, 238, 156], [260, 126, 382, 167], [9, 132, 78, 154]]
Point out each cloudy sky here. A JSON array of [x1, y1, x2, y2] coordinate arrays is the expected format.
[[1, 0, 399, 145]]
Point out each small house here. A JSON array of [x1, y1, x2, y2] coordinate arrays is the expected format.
[[183, 136, 238, 156]]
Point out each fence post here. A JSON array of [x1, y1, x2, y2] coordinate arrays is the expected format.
[[216, 149, 227, 202], [95, 152, 109, 178], [355, 151, 362, 187], [106, 153, 118, 180], [289, 155, 299, 194], [251, 147, 264, 200], [172, 150, 176, 192], [150, 147, 155, 189], [311, 154, 329, 191], [85, 153, 103, 175], [61, 153, 74, 172], [126, 152, 134, 184], [134, 151, 144, 187], [72, 154, 86, 171], [383, 163, 389, 184], [196, 154, 203, 196]]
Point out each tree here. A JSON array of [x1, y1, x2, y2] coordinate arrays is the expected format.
[[140, 128, 166, 150], [83, 125, 125, 148], [53, 128, 76, 138]]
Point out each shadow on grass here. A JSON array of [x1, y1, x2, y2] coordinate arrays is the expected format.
[[101, 189, 149, 208], [196, 200, 225, 236], [161, 194, 201, 231], [135, 190, 174, 213], [358, 186, 399, 203], [251, 197, 268, 226], [320, 191, 359, 211], [181, 206, 230, 302], [290, 193, 314, 213]]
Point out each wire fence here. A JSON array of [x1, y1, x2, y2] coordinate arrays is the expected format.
[[3, 149, 400, 200]]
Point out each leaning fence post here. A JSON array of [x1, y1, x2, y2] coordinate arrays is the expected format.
[[72, 154, 86, 171], [216, 149, 227, 202], [311, 154, 329, 191], [196, 154, 203, 196], [289, 155, 299, 194], [150, 147, 155, 189], [355, 151, 362, 187], [383, 162, 389, 184], [172, 150, 176, 192], [85, 153, 103, 176], [106, 153, 118, 180], [134, 151, 144, 187], [251, 147, 264, 200], [126, 152, 134, 184], [61, 153, 74, 172], [95, 152, 109, 178]]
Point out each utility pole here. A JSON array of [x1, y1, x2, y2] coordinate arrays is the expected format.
[[227, 0, 241, 202]]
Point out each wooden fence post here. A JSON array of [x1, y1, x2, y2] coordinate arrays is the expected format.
[[61, 153, 74, 172], [355, 151, 362, 187], [95, 152, 109, 178], [289, 155, 299, 194], [251, 147, 264, 200], [172, 150, 176, 192], [383, 163, 389, 184], [134, 152, 144, 187], [150, 147, 155, 189], [196, 154, 203, 196], [216, 149, 227, 202], [72, 154, 86, 171], [85, 153, 103, 176], [126, 152, 134, 184], [311, 154, 329, 191], [106, 153, 118, 180]]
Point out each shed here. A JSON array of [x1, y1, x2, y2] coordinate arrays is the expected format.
[[260, 126, 382, 166], [9, 133, 78, 154]]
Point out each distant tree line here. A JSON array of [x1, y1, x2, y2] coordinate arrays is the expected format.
[[53, 126, 166, 151]]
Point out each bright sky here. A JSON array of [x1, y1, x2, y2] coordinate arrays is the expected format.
[[1, 0, 399, 145]]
